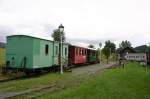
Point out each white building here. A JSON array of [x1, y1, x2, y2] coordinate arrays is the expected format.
[[125, 53, 147, 62]]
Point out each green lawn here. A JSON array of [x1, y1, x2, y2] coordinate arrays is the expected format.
[[0, 73, 70, 92], [39, 62, 150, 99]]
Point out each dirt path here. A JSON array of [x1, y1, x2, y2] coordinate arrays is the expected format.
[[0, 62, 117, 99], [72, 62, 117, 76]]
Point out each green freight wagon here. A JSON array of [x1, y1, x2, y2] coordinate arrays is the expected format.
[[6, 35, 68, 72]]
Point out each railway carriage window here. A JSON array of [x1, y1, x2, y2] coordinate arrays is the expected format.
[[76, 48, 78, 55], [55, 46, 58, 55], [83, 50, 85, 55], [82, 50, 84, 55], [93, 52, 95, 56], [81, 49, 83, 55], [45, 44, 49, 55], [79, 49, 80, 55], [65, 47, 67, 55], [79, 48, 81, 55]]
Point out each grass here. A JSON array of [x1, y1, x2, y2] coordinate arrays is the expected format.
[[38, 62, 150, 99], [0, 73, 70, 92]]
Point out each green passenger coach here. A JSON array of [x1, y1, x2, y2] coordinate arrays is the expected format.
[[6, 35, 68, 72], [87, 48, 98, 63]]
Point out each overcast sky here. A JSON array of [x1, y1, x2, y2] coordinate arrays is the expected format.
[[0, 0, 150, 48]]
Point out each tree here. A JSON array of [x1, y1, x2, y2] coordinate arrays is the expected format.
[[119, 40, 132, 49], [146, 43, 150, 53], [102, 40, 116, 63], [88, 44, 95, 48], [51, 29, 66, 42], [99, 43, 102, 48]]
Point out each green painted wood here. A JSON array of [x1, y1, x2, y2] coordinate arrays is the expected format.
[[6, 36, 33, 69], [32, 39, 53, 68], [6, 35, 69, 69]]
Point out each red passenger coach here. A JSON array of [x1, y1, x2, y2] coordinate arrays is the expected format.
[[68, 45, 87, 65]]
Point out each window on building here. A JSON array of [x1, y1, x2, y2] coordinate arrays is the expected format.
[[45, 44, 49, 55]]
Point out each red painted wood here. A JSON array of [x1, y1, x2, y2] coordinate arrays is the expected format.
[[68, 45, 87, 65]]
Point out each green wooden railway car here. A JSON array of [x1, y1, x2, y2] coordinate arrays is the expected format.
[[87, 48, 98, 63], [6, 35, 68, 72]]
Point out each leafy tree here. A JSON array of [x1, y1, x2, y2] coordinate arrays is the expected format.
[[99, 43, 102, 48], [119, 40, 132, 49], [146, 43, 150, 53], [88, 44, 95, 48], [102, 40, 116, 63], [51, 29, 65, 42]]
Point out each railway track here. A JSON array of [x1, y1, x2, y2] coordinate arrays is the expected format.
[[0, 84, 58, 99], [0, 63, 96, 83], [0, 73, 50, 83], [0, 76, 26, 83]]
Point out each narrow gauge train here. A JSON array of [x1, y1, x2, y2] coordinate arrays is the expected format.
[[5, 35, 99, 74]]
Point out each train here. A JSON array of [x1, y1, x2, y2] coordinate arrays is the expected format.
[[5, 35, 99, 74]]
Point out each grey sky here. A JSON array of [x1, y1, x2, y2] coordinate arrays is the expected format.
[[0, 0, 150, 48]]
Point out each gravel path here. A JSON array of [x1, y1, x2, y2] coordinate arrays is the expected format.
[[72, 62, 117, 76]]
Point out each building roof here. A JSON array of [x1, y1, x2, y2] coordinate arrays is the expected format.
[[118, 47, 136, 54], [70, 44, 96, 50], [7, 35, 69, 45]]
